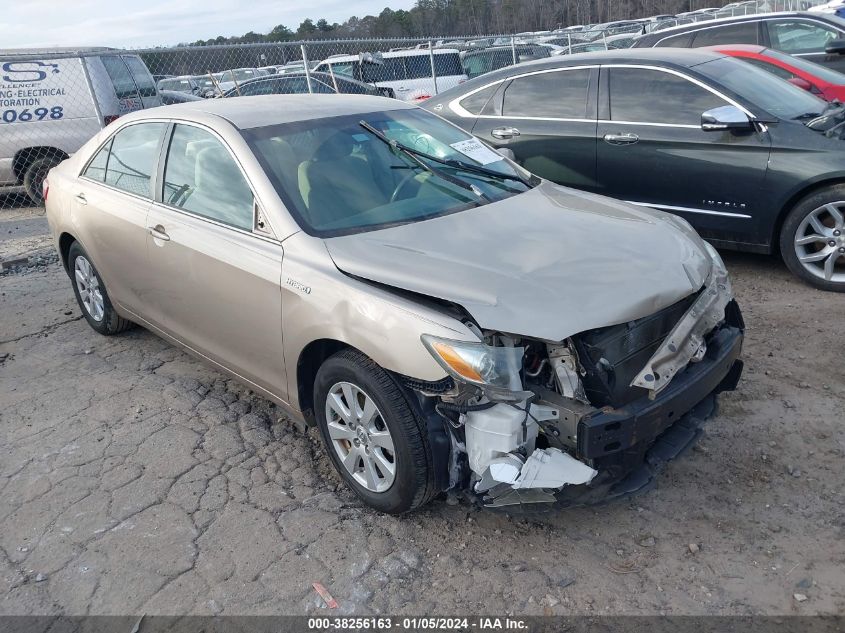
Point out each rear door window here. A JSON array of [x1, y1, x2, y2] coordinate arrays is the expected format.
[[405, 55, 432, 80], [690, 22, 759, 46], [501, 69, 590, 118], [163, 124, 254, 230], [362, 58, 408, 82], [433, 53, 464, 76], [608, 67, 725, 125], [766, 19, 843, 54], [103, 123, 166, 197], [100, 55, 141, 101], [122, 56, 157, 97]]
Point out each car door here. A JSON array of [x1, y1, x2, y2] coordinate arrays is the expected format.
[[143, 122, 287, 400], [595, 65, 771, 243], [74, 121, 166, 311], [471, 67, 599, 191], [764, 17, 845, 72]]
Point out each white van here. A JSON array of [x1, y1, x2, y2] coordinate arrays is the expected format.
[[313, 49, 467, 102], [0, 47, 161, 203]]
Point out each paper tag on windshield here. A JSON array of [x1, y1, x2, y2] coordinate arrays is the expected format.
[[449, 139, 503, 165]]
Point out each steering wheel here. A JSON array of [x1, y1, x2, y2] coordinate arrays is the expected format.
[[390, 171, 419, 203]]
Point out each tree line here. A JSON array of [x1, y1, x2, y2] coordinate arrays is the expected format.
[[185, 0, 733, 45]]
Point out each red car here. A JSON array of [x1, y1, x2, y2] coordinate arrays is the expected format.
[[705, 44, 845, 102]]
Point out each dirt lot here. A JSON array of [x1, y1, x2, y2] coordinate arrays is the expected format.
[[1, 199, 843, 617]]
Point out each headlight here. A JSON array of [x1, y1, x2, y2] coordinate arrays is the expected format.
[[703, 241, 727, 272], [421, 335, 524, 394]]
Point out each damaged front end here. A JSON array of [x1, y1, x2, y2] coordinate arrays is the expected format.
[[414, 251, 745, 509]]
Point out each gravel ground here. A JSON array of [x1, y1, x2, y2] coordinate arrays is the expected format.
[[1, 200, 843, 616]]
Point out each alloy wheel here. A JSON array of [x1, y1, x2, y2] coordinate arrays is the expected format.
[[325, 381, 396, 493], [793, 202, 845, 283], [74, 256, 105, 322]]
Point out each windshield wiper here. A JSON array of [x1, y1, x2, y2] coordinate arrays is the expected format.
[[360, 121, 490, 202], [359, 122, 530, 197]]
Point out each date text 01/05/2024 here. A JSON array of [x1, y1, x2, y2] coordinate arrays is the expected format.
[[306, 617, 530, 630]]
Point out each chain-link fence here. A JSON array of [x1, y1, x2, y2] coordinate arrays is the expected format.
[[0, 0, 831, 210]]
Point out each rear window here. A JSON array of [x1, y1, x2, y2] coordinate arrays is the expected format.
[[100, 56, 140, 100], [122, 56, 157, 98]]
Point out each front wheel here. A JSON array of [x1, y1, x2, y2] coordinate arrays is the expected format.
[[780, 186, 845, 292], [313, 349, 437, 514], [68, 242, 134, 335]]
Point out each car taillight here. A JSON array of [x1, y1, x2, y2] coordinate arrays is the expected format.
[[413, 94, 432, 102], [103, 114, 119, 125], [43, 179, 49, 202]]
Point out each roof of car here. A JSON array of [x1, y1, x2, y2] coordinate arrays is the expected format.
[[318, 48, 460, 63], [139, 94, 413, 128], [633, 10, 845, 43], [480, 47, 727, 75], [0, 46, 118, 56]]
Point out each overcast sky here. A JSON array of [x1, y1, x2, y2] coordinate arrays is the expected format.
[[4, 0, 416, 49]]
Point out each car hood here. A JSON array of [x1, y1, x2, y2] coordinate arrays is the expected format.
[[323, 181, 713, 341]]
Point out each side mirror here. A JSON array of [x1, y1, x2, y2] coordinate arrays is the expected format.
[[496, 147, 516, 160], [788, 76, 813, 92], [701, 105, 752, 131], [825, 39, 845, 55]]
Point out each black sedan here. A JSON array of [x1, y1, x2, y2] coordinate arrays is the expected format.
[[423, 49, 845, 291], [221, 72, 394, 99], [631, 11, 845, 72]]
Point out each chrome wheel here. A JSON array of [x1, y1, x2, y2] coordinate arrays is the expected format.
[[74, 256, 105, 322], [325, 381, 396, 493], [794, 202, 845, 283]]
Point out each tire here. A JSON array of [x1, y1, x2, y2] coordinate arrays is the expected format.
[[314, 348, 437, 514], [780, 185, 845, 292], [23, 155, 62, 204], [68, 242, 134, 335]]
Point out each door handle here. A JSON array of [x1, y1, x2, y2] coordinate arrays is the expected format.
[[603, 132, 639, 146], [491, 126, 521, 139], [147, 225, 170, 242], [75, 193, 87, 205], [397, 86, 409, 92]]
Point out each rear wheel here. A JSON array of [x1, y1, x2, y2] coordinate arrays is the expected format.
[[780, 186, 845, 292], [23, 156, 62, 204], [68, 242, 134, 335], [313, 349, 437, 514]]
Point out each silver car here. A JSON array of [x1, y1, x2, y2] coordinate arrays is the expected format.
[[44, 95, 744, 513]]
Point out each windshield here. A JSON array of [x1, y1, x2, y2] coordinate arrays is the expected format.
[[763, 48, 845, 85], [243, 108, 534, 237], [694, 56, 828, 120]]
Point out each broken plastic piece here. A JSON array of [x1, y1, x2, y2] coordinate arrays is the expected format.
[[483, 488, 558, 507], [312, 582, 338, 609], [511, 448, 597, 490], [487, 453, 524, 484]]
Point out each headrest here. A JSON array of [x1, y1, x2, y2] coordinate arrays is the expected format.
[[313, 132, 354, 162]]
